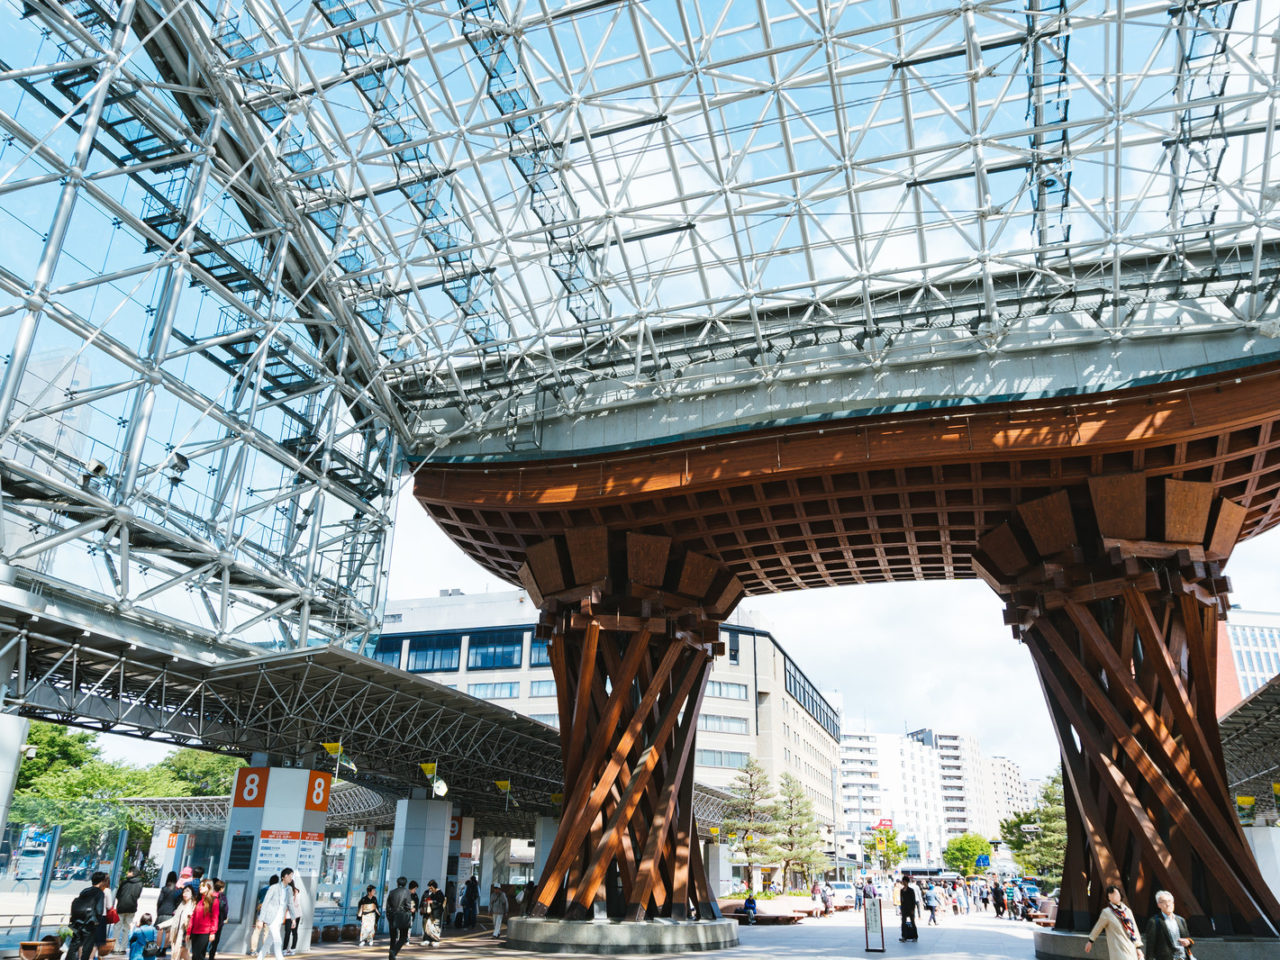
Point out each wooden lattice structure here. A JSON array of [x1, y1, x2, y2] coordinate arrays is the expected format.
[[516, 528, 743, 921], [975, 477, 1280, 936]]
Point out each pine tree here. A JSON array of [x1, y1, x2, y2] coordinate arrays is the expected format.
[[721, 758, 780, 892], [773, 773, 829, 889]]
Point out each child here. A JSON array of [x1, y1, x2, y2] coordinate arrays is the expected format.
[[128, 914, 158, 960]]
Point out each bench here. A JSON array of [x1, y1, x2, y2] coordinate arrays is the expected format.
[[729, 912, 802, 925]]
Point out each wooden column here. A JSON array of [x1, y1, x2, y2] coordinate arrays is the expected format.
[[518, 528, 743, 922], [975, 477, 1280, 937]]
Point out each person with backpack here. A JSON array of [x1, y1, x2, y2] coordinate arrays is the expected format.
[[898, 876, 918, 942], [115, 869, 143, 956], [127, 914, 158, 960], [69, 873, 110, 960], [186, 881, 219, 960], [155, 874, 181, 957], [384, 877, 413, 960]]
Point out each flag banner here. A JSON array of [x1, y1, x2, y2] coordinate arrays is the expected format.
[[321, 742, 342, 756], [495, 780, 511, 792], [1237, 795, 1256, 825], [420, 762, 437, 777], [551, 792, 564, 805]]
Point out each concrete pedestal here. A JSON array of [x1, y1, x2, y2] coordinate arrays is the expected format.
[[532, 816, 557, 880], [505, 917, 738, 954], [1035, 929, 1278, 960], [390, 797, 451, 888]]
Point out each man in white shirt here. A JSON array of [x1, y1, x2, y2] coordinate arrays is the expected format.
[[256, 869, 297, 960]]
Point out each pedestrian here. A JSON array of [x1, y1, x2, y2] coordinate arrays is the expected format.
[[255, 873, 290, 960], [862, 877, 878, 907], [490, 882, 509, 938], [1143, 890, 1193, 960], [980, 879, 990, 912], [357, 885, 380, 946], [116, 868, 143, 955], [127, 914, 157, 960], [249, 876, 277, 957], [922, 883, 939, 925], [155, 874, 181, 957], [407, 882, 421, 940], [742, 892, 757, 925], [891, 879, 901, 917], [992, 879, 1005, 918], [207, 880, 228, 960], [184, 868, 204, 902], [278, 870, 301, 956], [422, 881, 444, 947], [385, 877, 413, 960], [520, 881, 536, 916], [157, 885, 195, 960], [461, 876, 479, 928], [819, 884, 833, 916], [185, 881, 219, 960], [69, 873, 110, 960], [1085, 884, 1143, 960], [898, 876, 918, 942]]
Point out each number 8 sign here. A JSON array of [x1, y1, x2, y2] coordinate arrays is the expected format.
[[233, 768, 269, 808], [305, 771, 332, 812]]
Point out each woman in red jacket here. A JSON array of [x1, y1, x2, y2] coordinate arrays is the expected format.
[[186, 882, 220, 960]]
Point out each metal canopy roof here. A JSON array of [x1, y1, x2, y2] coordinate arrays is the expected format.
[[1219, 673, 1280, 823], [126, 780, 402, 830]]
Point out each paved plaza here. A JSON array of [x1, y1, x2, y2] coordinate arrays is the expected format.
[[293, 911, 1036, 960]]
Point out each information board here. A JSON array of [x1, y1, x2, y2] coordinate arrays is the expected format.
[[227, 834, 255, 871], [296, 831, 324, 876], [864, 897, 885, 952], [258, 830, 300, 874]]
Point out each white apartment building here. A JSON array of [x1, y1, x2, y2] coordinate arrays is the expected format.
[[377, 591, 841, 826], [987, 755, 1032, 827], [840, 731, 947, 870], [908, 729, 1000, 838]]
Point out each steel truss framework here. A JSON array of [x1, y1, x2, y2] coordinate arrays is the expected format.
[[0, 0, 1275, 654]]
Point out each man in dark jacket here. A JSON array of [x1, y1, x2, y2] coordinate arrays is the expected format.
[[1143, 890, 1195, 960], [898, 877, 918, 942], [461, 876, 479, 929], [69, 872, 110, 960], [115, 868, 144, 954], [385, 877, 413, 960]]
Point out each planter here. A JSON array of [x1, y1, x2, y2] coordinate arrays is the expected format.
[[18, 942, 60, 960], [321, 925, 341, 943], [97, 940, 115, 957], [340, 925, 360, 941]]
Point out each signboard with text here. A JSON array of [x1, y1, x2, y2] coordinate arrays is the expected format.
[[864, 898, 885, 952]]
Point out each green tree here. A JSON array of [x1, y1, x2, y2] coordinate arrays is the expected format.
[[862, 827, 909, 871], [157, 748, 246, 795], [1000, 770, 1067, 888], [721, 758, 780, 892], [772, 773, 829, 888], [16, 721, 99, 791], [943, 832, 992, 876]]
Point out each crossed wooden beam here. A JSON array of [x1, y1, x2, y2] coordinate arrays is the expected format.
[[974, 476, 1280, 937], [517, 527, 743, 921]]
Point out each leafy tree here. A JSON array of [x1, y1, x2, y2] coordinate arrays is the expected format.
[[772, 773, 829, 888], [943, 832, 992, 876], [157, 748, 246, 795], [16, 721, 99, 791], [862, 827, 909, 871], [1000, 770, 1067, 888], [721, 758, 780, 892]]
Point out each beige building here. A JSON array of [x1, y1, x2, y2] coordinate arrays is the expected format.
[[377, 592, 841, 829]]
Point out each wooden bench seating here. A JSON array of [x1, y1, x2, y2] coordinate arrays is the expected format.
[[729, 911, 803, 925]]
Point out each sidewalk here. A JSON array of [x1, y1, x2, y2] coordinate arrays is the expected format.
[[288, 908, 1037, 959]]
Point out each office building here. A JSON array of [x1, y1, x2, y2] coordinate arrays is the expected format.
[[1224, 610, 1280, 699]]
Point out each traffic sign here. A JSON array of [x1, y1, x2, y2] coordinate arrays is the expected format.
[[976, 854, 990, 868]]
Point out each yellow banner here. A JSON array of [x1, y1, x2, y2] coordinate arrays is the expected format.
[[321, 742, 342, 756], [551, 792, 564, 805], [1237, 795, 1256, 825], [495, 780, 511, 792], [420, 762, 437, 777]]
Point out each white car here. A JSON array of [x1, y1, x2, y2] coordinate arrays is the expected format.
[[15, 848, 46, 881], [828, 881, 857, 904]]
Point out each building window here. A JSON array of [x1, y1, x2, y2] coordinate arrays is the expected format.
[[728, 631, 740, 665], [530, 679, 557, 697], [531, 713, 560, 728], [405, 634, 461, 672], [530, 637, 551, 667], [696, 749, 749, 769], [467, 630, 523, 670], [783, 656, 840, 739], [706, 680, 748, 700], [468, 682, 519, 699], [371, 636, 402, 668], [383, 613, 402, 623], [697, 714, 749, 734]]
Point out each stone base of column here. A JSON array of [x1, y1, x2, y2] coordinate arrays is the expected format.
[[506, 917, 739, 954]]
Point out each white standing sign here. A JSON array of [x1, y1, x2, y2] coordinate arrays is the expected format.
[[865, 897, 885, 952]]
